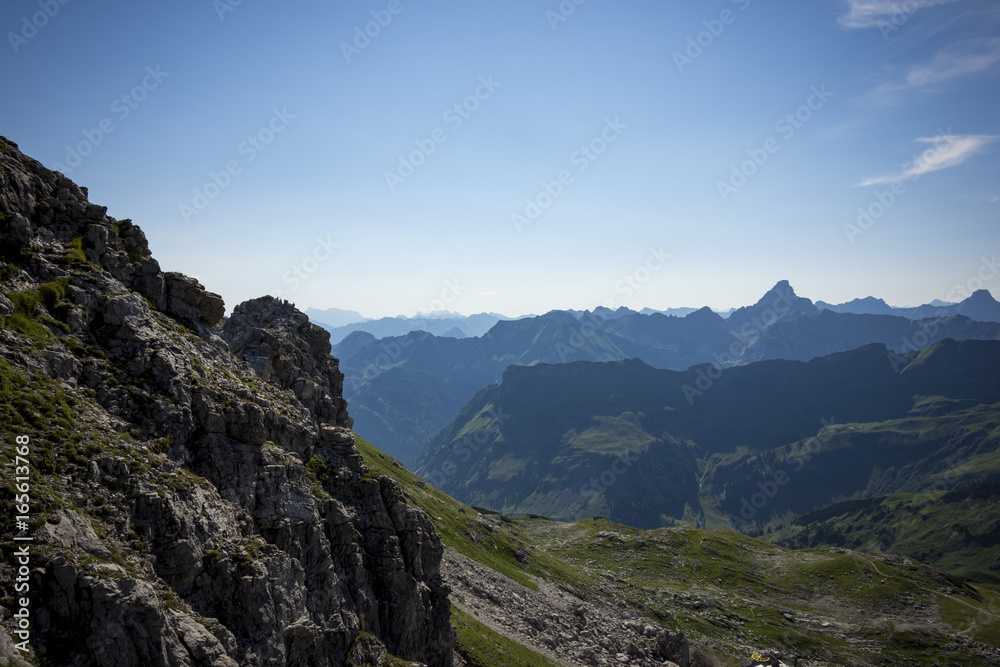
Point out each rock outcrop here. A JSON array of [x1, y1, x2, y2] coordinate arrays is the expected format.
[[0, 135, 453, 666], [222, 296, 352, 429]]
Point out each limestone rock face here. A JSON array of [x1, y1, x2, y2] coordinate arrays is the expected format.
[[35, 510, 112, 558], [164, 272, 226, 329], [0, 136, 453, 666], [222, 296, 352, 428]]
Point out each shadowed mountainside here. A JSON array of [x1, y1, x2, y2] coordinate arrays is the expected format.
[[415, 339, 1000, 562]]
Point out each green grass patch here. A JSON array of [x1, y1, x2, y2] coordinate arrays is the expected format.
[[304, 455, 329, 483], [451, 606, 560, 667], [563, 412, 654, 454], [64, 237, 88, 266], [2, 289, 50, 341], [39, 278, 73, 318], [938, 590, 1000, 646], [486, 454, 527, 482]]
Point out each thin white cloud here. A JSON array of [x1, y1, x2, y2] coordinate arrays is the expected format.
[[839, 0, 961, 29], [861, 39, 1000, 105], [857, 134, 998, 186], [905, 39, 1000, 85], [959, 190, 1000, 203]]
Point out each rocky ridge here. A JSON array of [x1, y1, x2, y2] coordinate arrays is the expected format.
[[0, 136, 453, 665]]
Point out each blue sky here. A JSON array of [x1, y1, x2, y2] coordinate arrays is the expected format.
[[2, 0, 998, 318]]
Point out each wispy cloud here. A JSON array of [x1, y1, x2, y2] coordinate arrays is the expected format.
[[862, 38, 1000, 105], [959, 190, 1000, 203], [857, 133, 998, 186], [838, 0, 961, 29], [905, 38, 1000, 85]]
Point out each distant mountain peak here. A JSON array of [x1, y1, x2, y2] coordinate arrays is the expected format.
[[687, 305, 723, 321], [954, 289, 1000, 323], [967, 289, 996, 303], [727, 280, 817, 328], [759, 279, 802, 302], [816, 296, 894, 316]]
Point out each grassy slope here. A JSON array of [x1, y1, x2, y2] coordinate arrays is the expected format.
[[769, 486, 1000, 585], [357, 435, 1000, 665], [356, 435, 578, 590], [526, 517, 1000, 664], [451, 607, 561, 667]]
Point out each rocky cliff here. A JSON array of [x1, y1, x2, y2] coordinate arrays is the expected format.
[[0, 136, 453, 666]]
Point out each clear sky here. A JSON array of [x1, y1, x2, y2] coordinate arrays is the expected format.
[[2, 0, 998, 318]]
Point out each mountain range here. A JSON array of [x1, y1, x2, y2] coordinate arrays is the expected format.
[[816, 289, 1000, 321], [334, 280, 1000, 462], [311, 310, 515, 344], [414, 339, 1000, 581], [309, 287, 1000, 346]]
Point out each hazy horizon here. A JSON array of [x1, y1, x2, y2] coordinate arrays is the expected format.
[[3, 1, 998, 319], [304, 283, 975, 323]]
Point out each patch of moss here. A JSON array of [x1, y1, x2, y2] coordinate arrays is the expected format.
[[2, 289, 49, 341], [39, 278, 73, 319], [0, 359, 76, 478], [233, 539, 265, 571], [158, 589, 187, 613], [64, 237, 88, 266], [304, 455, 329, 484]]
